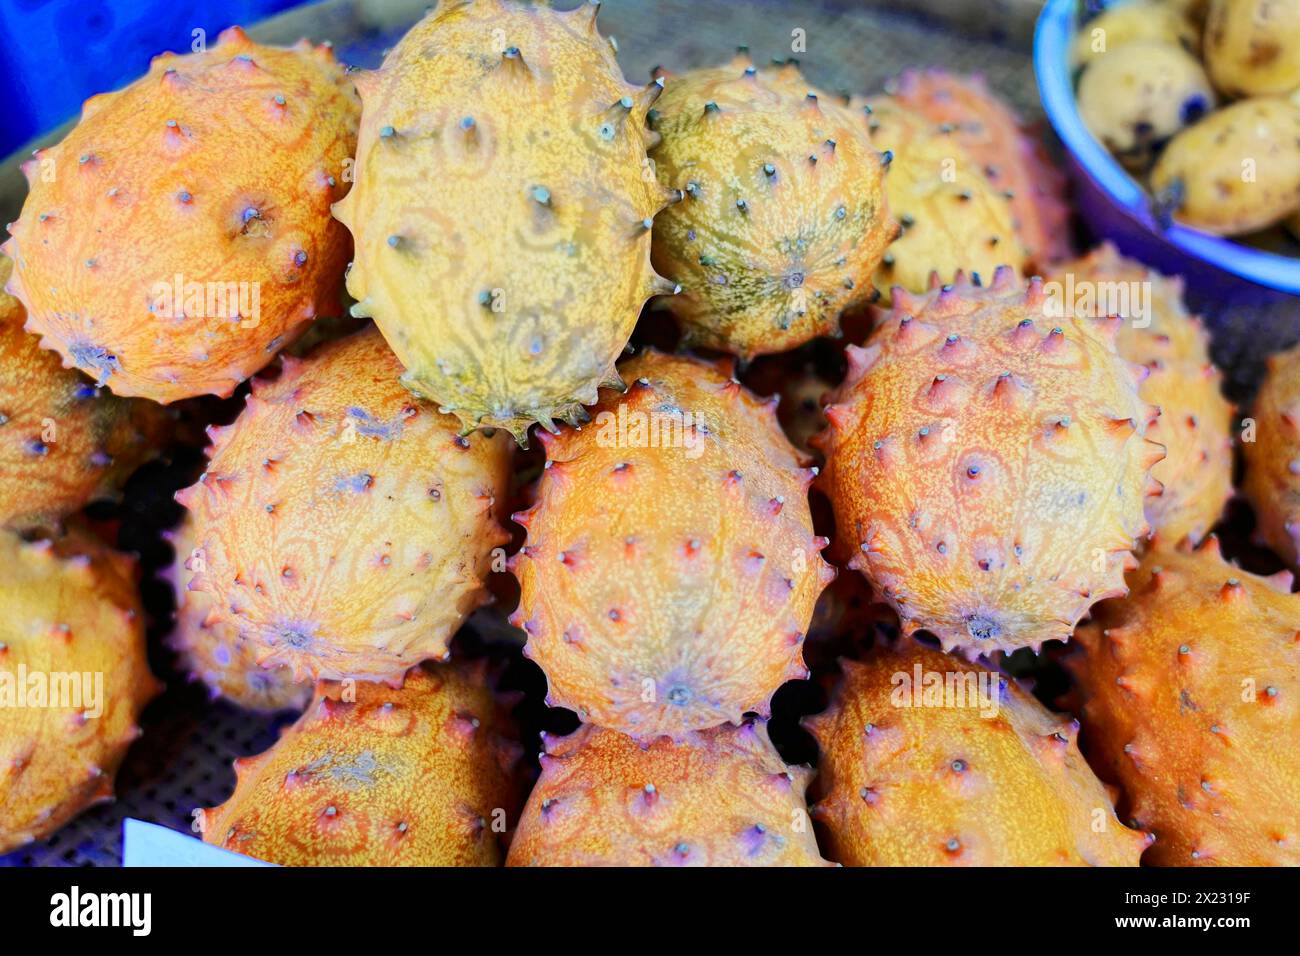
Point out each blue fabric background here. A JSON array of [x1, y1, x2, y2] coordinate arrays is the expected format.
[[0, 0, 300, 156]]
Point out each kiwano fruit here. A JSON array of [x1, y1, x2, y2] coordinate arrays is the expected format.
[[1073, 1, 1201, 65], [888, 69, 1072, 270], [176, 327, 513, 683], [1242, 344, 1300, 567], [1070, 537, 1300, 865], [1151, 95, 1300, 235], [1077, 41, 1215, 172], [0, 255, 172, 532], [0, 529, 161, 853], [197, 662, 522, 866], [1204, 0, 1300, 97], [511, 350, 834, 739], [334, 0, 675, 443], [814, 268, 1163, 655], [507, 721, 830, 866], [164, 517, 310, 713], [2, 27, 359, 403], [647, 55, 895, 359], [859, 97, 1025, 299], [806, 638, 1148, 866], [1051, 245, 1232, 545]]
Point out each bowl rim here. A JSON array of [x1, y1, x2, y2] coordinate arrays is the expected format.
[[1033, 0, 1300, 294]]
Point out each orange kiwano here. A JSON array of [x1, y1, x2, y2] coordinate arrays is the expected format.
[[3, 26, 359, 403], [0, 255, 171, 532], [815, 268, 1162, 654], [176, 327, 513, 682], [0, 530, 161, 853], [1052, 245, 1233, 546], [164, 517, 310, 713], [888, 69, 1073, 271], [860, 97, 1025, 299], [511, 350, 834, 739], [508, 721, 830, 866], [1241, 343, 1300, 567], [197, 663, 522, 866], [648, 55, 895, 359], [807, 639, 1148, 866], [1070, 538, 1300, 865]]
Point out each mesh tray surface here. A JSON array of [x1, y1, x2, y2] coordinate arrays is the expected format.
[[0, 0, 1211, 867]]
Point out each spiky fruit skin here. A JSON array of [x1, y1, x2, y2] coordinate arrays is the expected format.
[[1151, 96, 1300, 235], [859, 98, 1025, 299], [2, 27, 358, 404], [0, 255, 172, 533], [1052, 245, 1232, 545], [806, 639, 1147, 866], [511, 350, 834, 739], [176, 327, 513, 682], [164, 517, 310, 713], [507, 721, 829, 866], [197, 662, 522, 866], [1070, 538, 1300, 865], [1204, 0, 1300, 97], [333, 0, 671, 443], [814, 269, 1162, 654], [0, 529, 161, 853], [889, 70, 1072, 271], [1242, 344, 1300, 567], [647, 57, 895, 360]]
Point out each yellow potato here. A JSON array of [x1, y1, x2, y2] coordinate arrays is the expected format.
[[1151, 95, 1300, 234], [1073, 1, 1200, 65], [1204, 0, 1300, 97], [1077, 41, 1216, 169]]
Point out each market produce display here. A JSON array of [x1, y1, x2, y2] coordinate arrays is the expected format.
[[1, 0, 1296, 870]]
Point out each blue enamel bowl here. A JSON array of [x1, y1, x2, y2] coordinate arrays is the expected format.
[[1033, 0, 1300, 387]]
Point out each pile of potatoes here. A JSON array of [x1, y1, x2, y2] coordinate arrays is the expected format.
[[1074, 0, 1300, 239]]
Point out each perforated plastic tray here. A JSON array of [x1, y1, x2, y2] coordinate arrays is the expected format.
[[0, 0, 1051, 867]]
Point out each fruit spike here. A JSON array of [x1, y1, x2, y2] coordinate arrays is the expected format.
[[197, 661, 523, 866], [2, 26, 359, 404], [175, 326, 513, 683], [856, 95, 1026, 301], [648, 53, 895, 360], [0, 527, 161, 853], [1242, 343, 1300, 568], [507, 721, 831, 866], [333, 0, 671, 444], [1051, 244, 1233, 546], [1069, 537, 1300, 865], [813, 268, 1163, 655], [163, 516, 311, 713], [806, 638, 1148, 866], [887, 69, 1073, 271], [0, 254, 173, 532], [510, 349, 834, 740]]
